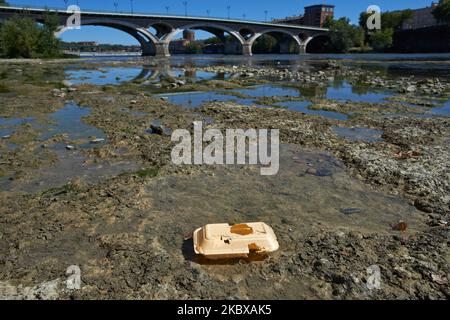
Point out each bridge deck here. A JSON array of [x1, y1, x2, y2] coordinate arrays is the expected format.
[[0, 5, 328, 32]]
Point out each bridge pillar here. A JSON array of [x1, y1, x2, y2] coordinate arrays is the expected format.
[[141, 45, 154, 56], [299, 45, 307, 54], [242, 43, 252, 56], [129, 31, 155, 56], [155, 42, 170, 57], [299, 37, 313, 55]]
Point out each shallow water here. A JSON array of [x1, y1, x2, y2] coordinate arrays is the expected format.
[[233, 85, 301, 98], [66, 67, 144, 85], [171, 69, 219, 80], [62, 53, 450, 108], [332, 126, 384, 142], [1, 103, 105, 147], [275, 100, 348, 121], [65, 66, 220, 85], [156, 91, 261, 109], [0, 102, 116, 192], [156, 81, 389, 117], [148, 144, 425, 242], [325, 81, 391, 103], [39, 103, 106, 145], [0, 117, 34, 138], [429, 100, 450, 117], [0, 147, 140, 194], [158, 88, 350, 120]]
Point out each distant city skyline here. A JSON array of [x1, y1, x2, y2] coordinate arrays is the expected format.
[[3, 0, 438, 44]]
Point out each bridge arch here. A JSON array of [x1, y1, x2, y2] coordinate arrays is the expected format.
[[149, 22, 173, 39], [160, 22, 247, 55], [162, 22, 245, 43], [239, 28, 256, 40], [304, 33, 330, 53], [248, 29, 302, 54], [56, 18, 159, 56]]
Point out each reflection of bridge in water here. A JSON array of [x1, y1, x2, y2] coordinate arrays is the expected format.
[[0, 6, 329, 57], [133, 65, 225, 82]]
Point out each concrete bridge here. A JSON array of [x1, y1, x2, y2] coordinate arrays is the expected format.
[[0, 6, 328, 57]]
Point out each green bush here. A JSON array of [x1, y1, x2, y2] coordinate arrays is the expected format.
[[185, 42, 202, 54], [253, 34, 278, 53], [0, 12, 62, 58], [433, 0, 450, 23], [359, 9, 413, 51], [324, 18, 365, 53], [370, 28, 394, 51]]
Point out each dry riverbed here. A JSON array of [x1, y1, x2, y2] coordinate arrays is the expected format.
[[0, 57, 449, 300]]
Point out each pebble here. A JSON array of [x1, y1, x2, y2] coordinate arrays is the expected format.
[[90, 138, 105, 144]]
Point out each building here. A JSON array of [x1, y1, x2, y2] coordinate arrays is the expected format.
[[303, 4, 334, 27], [402, 2, 440, 30], [183, 29, 195, 41], [169, 29, 196, 53], [271, 4, 334, 27]]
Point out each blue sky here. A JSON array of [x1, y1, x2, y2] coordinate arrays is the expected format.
[[6, 0, 436, 44]]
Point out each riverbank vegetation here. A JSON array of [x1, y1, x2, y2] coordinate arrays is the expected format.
[[323, 18, 365, 53], [359, 10, 413, 52], [433, 0, 450, 23], [0, 12, 64, 58]]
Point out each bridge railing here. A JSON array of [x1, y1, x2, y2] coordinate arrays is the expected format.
[[0, 4, 328, 31], [0, 3, 270, 23]]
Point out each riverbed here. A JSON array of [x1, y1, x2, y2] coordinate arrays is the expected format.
[[0, 54, 449, 300]]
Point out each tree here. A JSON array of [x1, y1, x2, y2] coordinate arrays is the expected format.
[[204, 36, 223, 45], [359, 10, 412, 31], [324, 18, 364, 53], [433, 0, 450, 23], [382, 10, 413, 30], [0, 16, 39, 58], [0, 12, 62, 58], [0, 0, 9, 6], [253, 34, 278, 53], [37, 12, 61, 58], [185, 42, 202, 54], [359, 9, 413, 51], [370, 28, 394, 51]]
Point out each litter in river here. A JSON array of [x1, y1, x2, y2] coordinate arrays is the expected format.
[[193, 223, 279, 260]]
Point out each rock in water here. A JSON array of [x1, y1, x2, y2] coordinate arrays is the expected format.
[[340, 208, 362, 215]]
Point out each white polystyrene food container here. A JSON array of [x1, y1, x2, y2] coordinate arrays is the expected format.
[[193, 222, 279, 259]]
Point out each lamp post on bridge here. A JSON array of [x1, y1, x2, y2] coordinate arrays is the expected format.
[[113, 2, 119, 13], [130, 0, 134, 14], [264, 10, 268, 22], [206, 9, 210, 17], [183, 1, 188, 17], [227, 5, 231, 19], [165, 6, 170, 15]]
